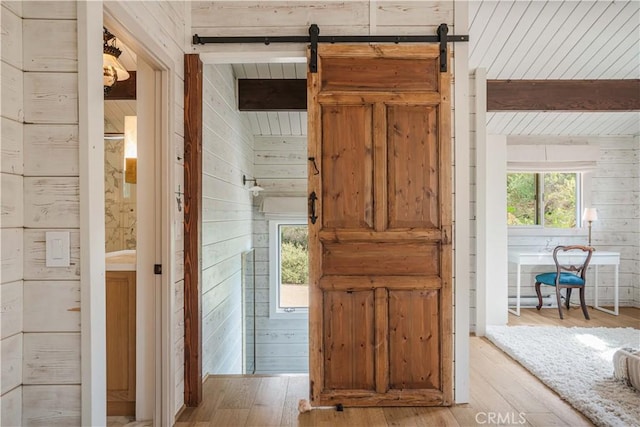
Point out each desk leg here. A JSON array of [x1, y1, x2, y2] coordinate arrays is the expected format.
[[593, 264, 618, 316], [516, 263, 521, 316], [594, 265, 599, 309], [614, 265, 619, 315], [509, 263, 521, 317]]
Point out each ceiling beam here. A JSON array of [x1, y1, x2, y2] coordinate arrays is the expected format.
[[487, 79, 640, 111], [104, 71, 136, 100], [238, 79, 306, 111], [237, 78, 640, 112]]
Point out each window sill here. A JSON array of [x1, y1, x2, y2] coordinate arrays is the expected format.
[[269, 308, 309, 320]]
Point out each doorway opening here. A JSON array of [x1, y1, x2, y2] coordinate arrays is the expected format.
[[191, 61, 310, 383], [100, 17, 167, 425], [103, 28, 139, 420]]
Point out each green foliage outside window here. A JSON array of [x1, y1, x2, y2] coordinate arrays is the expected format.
[[507, 173, 536, 225], [543, 173, 577, 228], [507, 172, 577, 228], [280, 226, 309, 285]]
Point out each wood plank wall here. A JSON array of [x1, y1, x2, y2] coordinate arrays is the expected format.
[[591, 136, 639, 307], [0, 0, 189, 424], [251, 136, 308, 374], [504, 136, 640, 308], [1, 2, 24, 424], [17, 2, 81, 425], [192, 1, 453, 38], [201, 64, 255, 376]]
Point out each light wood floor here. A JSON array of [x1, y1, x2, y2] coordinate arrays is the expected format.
[[177, 308, 639, 427], [509, 306, 639, 328]]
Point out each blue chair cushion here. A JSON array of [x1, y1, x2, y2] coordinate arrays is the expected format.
[[536, 272, 585, 286]]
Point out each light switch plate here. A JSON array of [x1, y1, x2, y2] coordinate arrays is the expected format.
[[46, 231, 70, 267]]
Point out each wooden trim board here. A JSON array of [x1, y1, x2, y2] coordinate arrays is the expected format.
[[104, 71, 136, 100], [487, 79, 640, 111], [237, 78, 640, 112], [183, 53, 203, 407], [238, 78, 306, 111]]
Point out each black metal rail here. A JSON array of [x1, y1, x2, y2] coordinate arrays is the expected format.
[[193, 24, 469, 73]]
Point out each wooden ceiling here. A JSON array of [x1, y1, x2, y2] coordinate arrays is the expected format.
[[104, 100, 136, 134], [232, 63, 308, 136], [470, 0, 639, 136]]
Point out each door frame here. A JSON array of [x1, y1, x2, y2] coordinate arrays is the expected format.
[[78, 2, 177, 425], [191, 47, 470, 403]]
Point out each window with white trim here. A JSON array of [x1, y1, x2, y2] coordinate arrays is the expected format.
[[507, 172, 582, 228], [269, 219, 309, 318]]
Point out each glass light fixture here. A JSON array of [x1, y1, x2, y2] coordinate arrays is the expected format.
[[243, 175, 263, 197], [103, 27, 130, 95], [124, 116, 137, 184]]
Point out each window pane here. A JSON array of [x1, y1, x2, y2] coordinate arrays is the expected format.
[[543, 172, 577, 228], [279, 225, 309, 308], [507, 173, 537, 225]]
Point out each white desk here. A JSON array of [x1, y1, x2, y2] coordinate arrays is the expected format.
[[508, 249, 620, 317]]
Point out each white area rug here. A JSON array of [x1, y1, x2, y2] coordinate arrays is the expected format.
[[485, 326, 640, 427]]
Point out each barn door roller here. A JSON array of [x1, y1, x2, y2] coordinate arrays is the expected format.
[[192, 23, 468, 73]]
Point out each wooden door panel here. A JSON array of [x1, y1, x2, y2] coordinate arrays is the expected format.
[[321, 57, 439, 92], [389, 290, 440, 390], [323, 291, 375, 390], [309, 44, 451, 407], [387, 105, 439, 229], [321, 104, 374, 229], [322, 242, 440, 276]]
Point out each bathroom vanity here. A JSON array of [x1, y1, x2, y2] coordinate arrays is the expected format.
[[105, 250, 136, 416]]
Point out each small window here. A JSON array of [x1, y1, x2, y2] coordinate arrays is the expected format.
[[507, 172, 580, 228], [269, 219, 309, 318]]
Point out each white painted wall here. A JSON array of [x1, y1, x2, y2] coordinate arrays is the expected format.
[[201, 64, 255, 376], [468, 73, 478, 333], [192, 1, 456, 62], [479, 134, 509, 328], [506, 136, 640, 308], [1, 3, 24, 424], [453, 1, 471, 402], [635, 136, 640, 308], [475, 71, 511, 332]]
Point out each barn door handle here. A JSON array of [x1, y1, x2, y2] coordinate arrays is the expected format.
[[308, 157, 319, 175], [309, 191, 318, 224]]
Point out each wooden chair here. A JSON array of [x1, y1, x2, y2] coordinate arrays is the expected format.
[[535, 245, 594, 320]]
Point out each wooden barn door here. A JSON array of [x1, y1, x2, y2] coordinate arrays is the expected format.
[[307, 44, 452, 407]]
